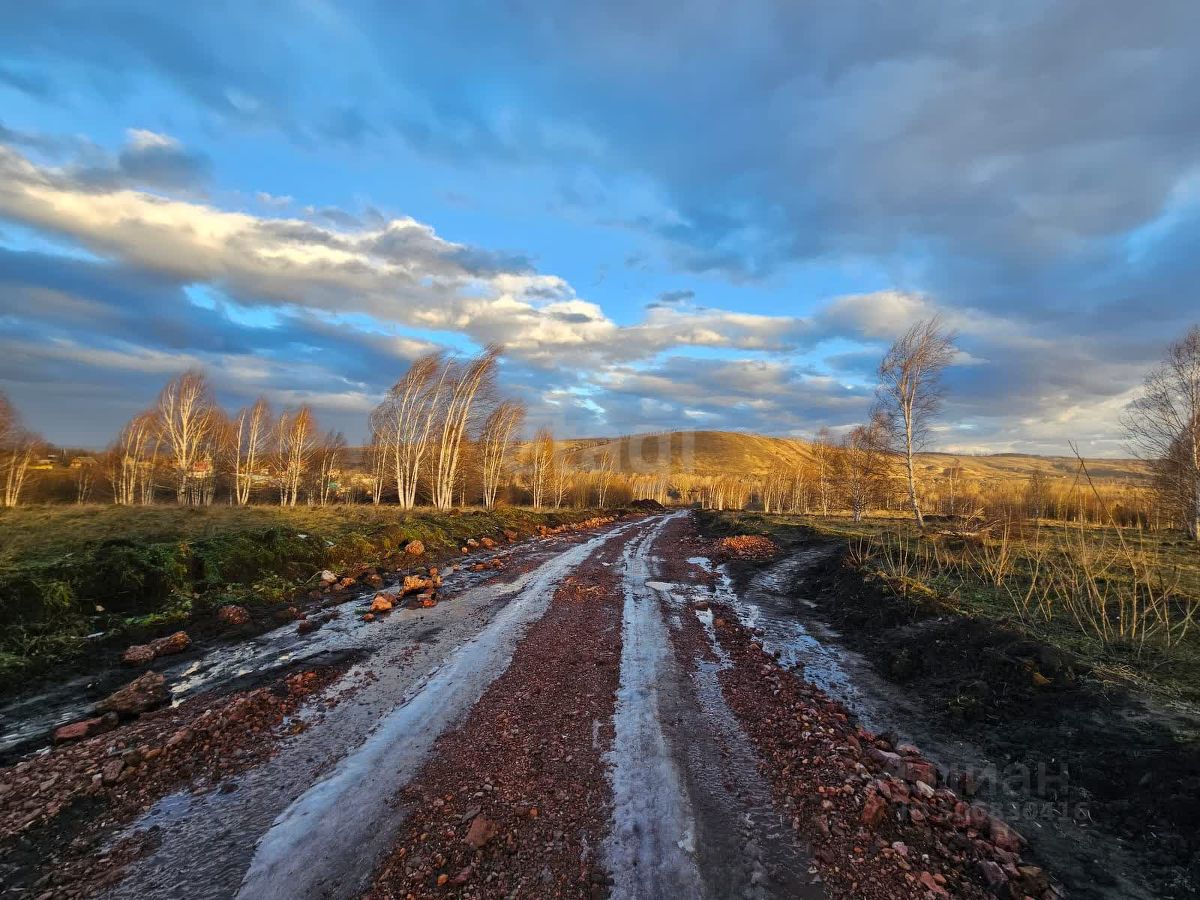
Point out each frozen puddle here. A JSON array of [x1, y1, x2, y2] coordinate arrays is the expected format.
[[691, 550, 878, 729], [236, 520, 640, 900], [604, 512, 704, 900]]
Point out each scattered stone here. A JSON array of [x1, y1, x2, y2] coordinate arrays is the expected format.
[[371, 593, 396, 613], [148, 631, 191, 657], [480, 537, 496, 549], [362, 613, 376, 622], [319, 570, 337, 584], [862, 792, 888, 827], [217, 605, 251, 626], [53, 714, 117, 744], [100, 759, 124, 786], [405, 540, 425, 556], [100, 672, 168, 717], [121, 644, 156, 667], [464, 814, 498, 849], [503, 529, 518, 541]]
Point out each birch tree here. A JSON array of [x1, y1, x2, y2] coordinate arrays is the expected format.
[[836, 411, 893, 522], [155, 371, 218, 505], [108, 413, 156, 506], [373, 354, 444, 509], [430, 346, 499, 510], [232, 397, 272, 506], [1125, 324, 1200, 540], [479, 400, 524, 508], [0, 391, 39, 507], [315, 429, 346, 506], [877, 317, 957, 527], [529, 428, 554, 508], [594, 449, 615, 508], [278, 406, 317, 506]]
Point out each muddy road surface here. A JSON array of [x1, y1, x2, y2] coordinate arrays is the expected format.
[[2, 513, 1057, 900]]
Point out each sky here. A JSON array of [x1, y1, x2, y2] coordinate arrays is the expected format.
[[1, 1, 1198, 455]]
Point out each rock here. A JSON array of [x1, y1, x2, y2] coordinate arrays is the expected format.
[[451, 866, 472, 885], [371, 593, 396, 612], [868, 747, 904, 776], [918, 871, 948, 897], [464, 814, 498, 849], [297, 618, 320, 634], [480, 537, 496, 549], [148, 631, 191, 657], [503, 529, 518, 541], [914, 780, 936, 799], [861, 792, 888, 828], [362, 613, 376, 622], [1031, 671, 1052, 687], [466, 538, 479, 548], [1017, 865, 1049, 893], [400, 575, 433, 596], [988, 816, 1023, 852], [405, 540, 425, 556], [319, 570, 337, 584], [121, 644, 156, 666], [53, 714, 117, 744], [100, 759, 124, 786], [100, 672, 168, 717], [977, 860, 1008, 892], [165, 727, 194, 749], [903, 758, 939, 787], [217, 605, 251, 626]]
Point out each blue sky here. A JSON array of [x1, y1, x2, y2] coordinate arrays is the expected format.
[[1, 1, 1198, 453]]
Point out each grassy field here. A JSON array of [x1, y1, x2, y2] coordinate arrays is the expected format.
[[0, 504, 603, 690], [705, 510, 1200, 705]]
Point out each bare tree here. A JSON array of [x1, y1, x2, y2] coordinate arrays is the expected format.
[[232, 397, 273, 506], [811, 427, 838, 516], [108, 413, 157, 505], [366, 415, 389, 505], [277, 406, 317, 506], [479, 400, 525, 508], [836, 411, 893, 522], [373, 354, 445, 509], [877, 317, 957, 527], [529, 427, 554, 508], [549, 444, 572, 509], [594, 449, 616, 508], [0, 391, 41, 508], [431, 346, 500, 510], [155, 371, 218, 505], [315, 429, 346, 506], [1124, 324, 1200, 540]]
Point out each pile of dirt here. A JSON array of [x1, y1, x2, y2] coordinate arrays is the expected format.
[[627, 498, 665, 511], [712, 534, 778, 560], [805, 552, 1200, 899]]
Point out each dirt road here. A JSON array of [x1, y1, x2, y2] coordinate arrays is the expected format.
[[1, 512, 1052, 900]]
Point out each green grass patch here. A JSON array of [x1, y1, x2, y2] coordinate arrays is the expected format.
[[0, 504, 603, 690]]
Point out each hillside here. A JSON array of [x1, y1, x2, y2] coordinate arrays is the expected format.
[[563, 430, 1150, 485]]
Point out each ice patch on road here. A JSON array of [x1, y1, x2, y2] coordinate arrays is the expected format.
[[604, 512, 704, 900], [237, 520, 640, 900]]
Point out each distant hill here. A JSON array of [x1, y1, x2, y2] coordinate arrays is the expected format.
[[561, 430, 1150, 485]]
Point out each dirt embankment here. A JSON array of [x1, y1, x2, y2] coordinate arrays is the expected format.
[[365, 536, 628, 899], [797, 554, 1200, 899]]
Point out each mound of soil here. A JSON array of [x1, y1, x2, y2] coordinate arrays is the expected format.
[[627, 498, 666, 511], [805, 552, 1200, 900]]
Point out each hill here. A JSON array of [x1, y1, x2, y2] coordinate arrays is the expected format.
[[563, 430, 1149, 485]]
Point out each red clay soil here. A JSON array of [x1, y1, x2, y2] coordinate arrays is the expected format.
[[365, 536, 629, 900], [0, 666, 342, 899]]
